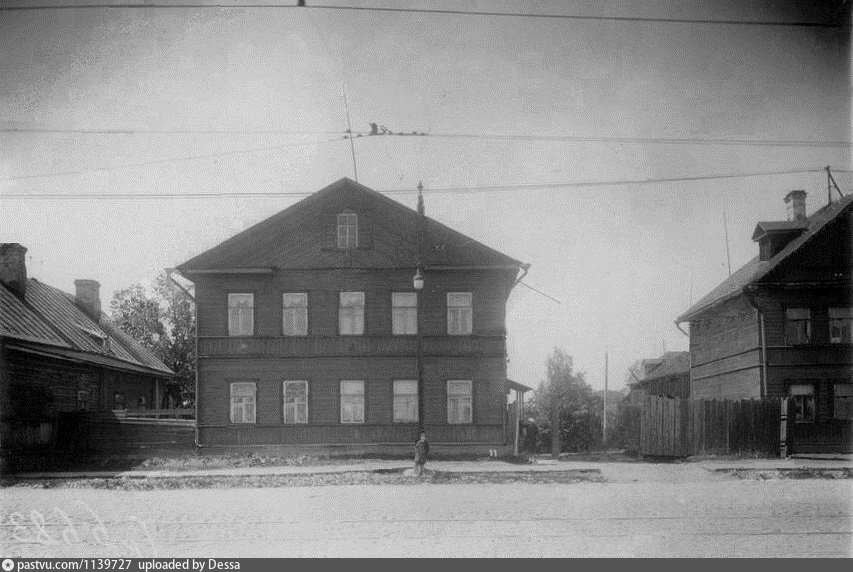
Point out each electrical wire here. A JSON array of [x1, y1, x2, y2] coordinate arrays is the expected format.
[[0, 168, 830, 201], [2, 137, 344, 181], [3, 127, 849, 148], [0, 3, 846, 28]]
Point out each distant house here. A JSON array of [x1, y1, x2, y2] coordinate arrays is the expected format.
[[0, 243, 174, 451], [627, 351, 690, 403], [676, 191, 853, 453], [177, 178, 529, 451]]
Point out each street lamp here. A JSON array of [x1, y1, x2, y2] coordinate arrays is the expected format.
[[413, 266, 425, 434], [414, 181, 426, 436]]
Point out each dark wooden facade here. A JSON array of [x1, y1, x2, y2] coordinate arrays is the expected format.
[[0, 246, 174, 459], [678, 193, 853, 453], [179, 179, 527, 449]]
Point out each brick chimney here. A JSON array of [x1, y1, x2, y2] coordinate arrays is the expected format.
[[0, 243, 28, 297], [785, 190, 807, 222], [74, 279, 102, 320]]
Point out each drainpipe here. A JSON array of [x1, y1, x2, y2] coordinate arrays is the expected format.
[[743, 288, 767, 399]]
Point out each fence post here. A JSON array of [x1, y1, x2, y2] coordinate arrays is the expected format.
[[779, 397, 788, 458]]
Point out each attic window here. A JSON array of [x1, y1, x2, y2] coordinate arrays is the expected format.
[[337, 211, 358, 249]]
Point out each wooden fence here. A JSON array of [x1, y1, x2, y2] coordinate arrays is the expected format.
[[630, 396, 781, 457]]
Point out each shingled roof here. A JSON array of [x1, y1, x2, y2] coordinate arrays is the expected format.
[[1, 278, 173, 377], [677, 193, 853, 323], [178, 178, 524, 273]]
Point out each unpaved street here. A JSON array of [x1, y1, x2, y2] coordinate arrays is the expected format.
[[2, 478, 851, 557]]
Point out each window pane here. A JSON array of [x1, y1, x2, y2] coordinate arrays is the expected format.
[[447, 293, 472, 335], [393, 380, 418, 423], [230, 382, 256, 424], [447, 380, 472, 424], [834, 383, 853, 420], [340, 292, 364, 306], [789, 384, 814, 396], [339, 293, 365, 335], [284, 381, 308, 424], [283, 294, 308, 336], [341, 380, 364, 395], [829, 307, 853, 319], [337, 212, 358, 249], [228, 294, 254, 336], [392, 293, 417, 335]]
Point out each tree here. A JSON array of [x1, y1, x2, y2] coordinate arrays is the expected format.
[[110, 272, 196, 407], [533, 348, 599, 456]]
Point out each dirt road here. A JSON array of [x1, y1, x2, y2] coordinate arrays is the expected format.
[[2, 478, 851, 557]]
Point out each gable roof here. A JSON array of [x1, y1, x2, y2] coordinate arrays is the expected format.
[[1, 279, 173, 376], [639, 351, 690, 383], [178, 178, 524, 273], [751, 220, 809, 241], [677, 193, 853, 322]]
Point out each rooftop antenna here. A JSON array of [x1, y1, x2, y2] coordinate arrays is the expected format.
[[342, 83, 358, 182], [723, 210, 732, 278]]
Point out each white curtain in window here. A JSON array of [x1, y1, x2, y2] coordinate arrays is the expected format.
[[339, 292, 365, 335], [228, 293, 254, 336], [283, 381, 308, 424], [393, 380, 418, 422], [392, 292, 417, 335], [341, 380, 365, 423], [283, 293, 308, 336]]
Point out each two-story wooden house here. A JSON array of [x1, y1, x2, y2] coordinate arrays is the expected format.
[[676, 190, 853, 453], [177, 178, 529, 451]]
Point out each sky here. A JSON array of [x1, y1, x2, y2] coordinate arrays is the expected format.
[[1, 0, 850, 393]]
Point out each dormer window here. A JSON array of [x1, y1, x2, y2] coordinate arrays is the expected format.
[[337, 211, 358, 249]]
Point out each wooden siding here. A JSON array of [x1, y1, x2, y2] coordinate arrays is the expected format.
[[196, 355, 507, 445], [2, 347, 157, 416], [689, 296, 761, 399], [198, 335, 505, 359], [194, 268, 515, 339]]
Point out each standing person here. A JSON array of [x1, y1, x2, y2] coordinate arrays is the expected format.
[[414, 430, 429, 476]]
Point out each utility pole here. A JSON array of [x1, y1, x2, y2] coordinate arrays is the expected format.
[[723, 210, 732, 278], [342, 83, 358, 182], [603, 351, 608, 445]]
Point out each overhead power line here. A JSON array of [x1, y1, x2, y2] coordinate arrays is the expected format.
[[0, 168, 830, 201], [0, 3, 846, 28], [2, 137, 344, 181], [4, 126, 849, 149]]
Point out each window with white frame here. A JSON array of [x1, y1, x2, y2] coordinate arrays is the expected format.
[[447, 380, 472, 424], [392, 292, 417, 335], [230, 382, 256, 424], [833, 383, 853, 420], [283, 293, 308, 336], [393, 380, 418, 423], [829, 307, 853, 344], [789, 384, 815, 424], [447, 292, 473, 335], [337, 211, 358, 249], [784, 308, 811, 345], [283, 380, 308, 424], [228, 293, 254, 336], [340, 380, 365, 423], [339, 292, 365, 335]]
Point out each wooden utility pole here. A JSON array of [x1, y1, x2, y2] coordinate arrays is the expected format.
[[603, 351, 608, 444]]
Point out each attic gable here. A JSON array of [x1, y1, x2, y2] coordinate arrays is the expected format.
[[178, 178, 523, 272]]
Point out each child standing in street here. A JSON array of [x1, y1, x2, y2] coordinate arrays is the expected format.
[[414, 431, 429, 476]]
